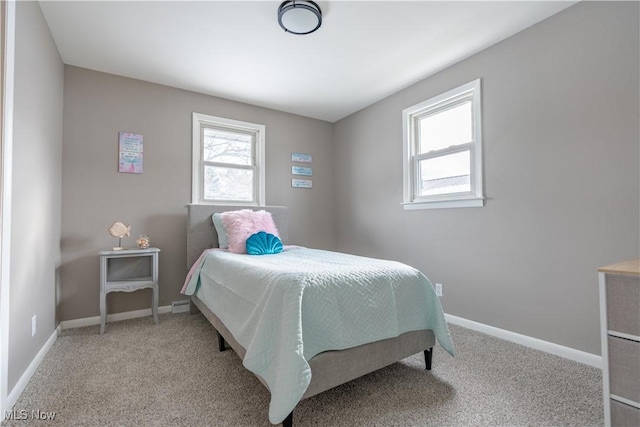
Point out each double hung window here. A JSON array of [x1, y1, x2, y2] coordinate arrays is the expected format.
[[402, 79, 483, 210], [192, 113, 265, 205]]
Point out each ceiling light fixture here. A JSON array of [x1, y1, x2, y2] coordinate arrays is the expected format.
[[278, 1, 322, 35]]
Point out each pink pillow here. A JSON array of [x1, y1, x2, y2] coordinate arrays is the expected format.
[[220, 210, 280, 254]]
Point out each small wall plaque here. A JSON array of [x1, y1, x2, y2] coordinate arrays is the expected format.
[[292, 179, 312, 188], [292, 166, 312, 176], [291, 152, 312, 163]]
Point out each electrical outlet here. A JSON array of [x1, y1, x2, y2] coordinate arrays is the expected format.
[[435, 283, 443, 297], [31, 315, 36, 337]]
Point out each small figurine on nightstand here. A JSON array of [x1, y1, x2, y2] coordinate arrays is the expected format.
[[136, 235, 150, 249], [108, 221, 131, 250]]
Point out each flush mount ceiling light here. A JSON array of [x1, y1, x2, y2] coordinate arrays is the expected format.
[[278, 1, 322, 35]]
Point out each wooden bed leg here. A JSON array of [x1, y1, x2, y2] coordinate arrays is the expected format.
[[424, 348, 433, 370], [282, 411, 293, 427], [216, 331, 227, 352]]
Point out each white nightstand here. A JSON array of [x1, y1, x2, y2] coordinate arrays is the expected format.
[[99, 247, 160, 334]]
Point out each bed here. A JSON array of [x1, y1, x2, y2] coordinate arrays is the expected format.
[[184, 204, 454, 426]]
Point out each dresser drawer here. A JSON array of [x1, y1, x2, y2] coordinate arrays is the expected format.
[[611, 399, 640, 427], [608, 336, 640, 403], [606, 274, 640, 337]]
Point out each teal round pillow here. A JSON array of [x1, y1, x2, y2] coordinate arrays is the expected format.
[[246, 231, 283, 255]]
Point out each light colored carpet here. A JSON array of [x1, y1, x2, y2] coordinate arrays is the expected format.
[[7, 313, 603, 426]]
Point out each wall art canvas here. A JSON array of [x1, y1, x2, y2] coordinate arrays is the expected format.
[[119, 132, 143, 174]]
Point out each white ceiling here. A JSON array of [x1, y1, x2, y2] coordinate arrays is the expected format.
[[39, 1, 577, 123]]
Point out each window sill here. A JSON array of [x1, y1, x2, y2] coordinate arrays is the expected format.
[[402, 197, 484, 210], [194, 201, 261, 207]]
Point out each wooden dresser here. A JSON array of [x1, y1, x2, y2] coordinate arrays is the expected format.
[[599, 259, 640, 426]]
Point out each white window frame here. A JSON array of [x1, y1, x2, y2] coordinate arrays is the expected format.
[[191, 112, 265, 206], [402, 79, 484, 210]]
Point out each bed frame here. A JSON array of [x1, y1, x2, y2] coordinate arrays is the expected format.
[[186, 204, 436, 426]]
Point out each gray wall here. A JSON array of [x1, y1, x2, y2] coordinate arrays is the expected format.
[[332, 1, 639, 355], [60, 67, 335, 321], [9, 1, 63, 391]]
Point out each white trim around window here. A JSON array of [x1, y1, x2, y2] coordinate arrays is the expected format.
[[402, 79, 484, 210], [191, 113, 265, 206]]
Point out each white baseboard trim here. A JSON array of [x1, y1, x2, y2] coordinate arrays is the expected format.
[[445, 313, 602, 369], [59, 306, 172, 330], [6, 326, 59, 411]]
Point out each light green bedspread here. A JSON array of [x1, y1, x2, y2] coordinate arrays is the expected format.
[[182, 247, 454, 424]]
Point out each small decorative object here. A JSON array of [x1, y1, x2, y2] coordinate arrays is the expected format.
[[136, 235, 150, 249], [246, 231, 283, 255], [108, 221, 131, 250]]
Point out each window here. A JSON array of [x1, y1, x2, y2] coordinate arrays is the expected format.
[[402, 79, 484, 210], [192, 113, 265, 205]]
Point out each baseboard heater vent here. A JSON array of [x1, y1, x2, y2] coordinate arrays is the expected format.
[[171, 299, 191, 314]]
